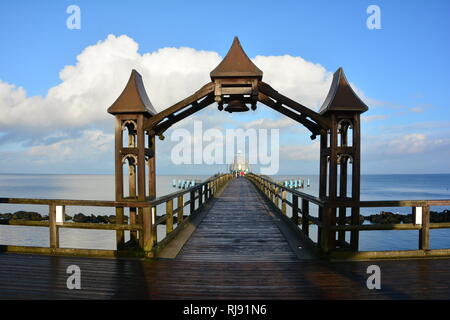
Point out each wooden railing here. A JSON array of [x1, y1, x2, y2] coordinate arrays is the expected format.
[[0, 173, 232, 258], [248, 173, 450, 260]]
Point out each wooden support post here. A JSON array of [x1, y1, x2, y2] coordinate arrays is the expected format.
[[327, 114, 338, 252], [138, 207, 144, 249], [208, 182, 212, 198], [114, 117, 124, 201], [199, 186, 203, 206], [177, 195, 184, 224], [292, 195, 299, 225], [302, 199, 310, 236], [338, 142, 348, 245], [275, 187, 279, 207], [281, 190, 287, 215], [49, 204, 59, 249], [350, 114, 362, 252], [142, 206, 153, 253], [148, 135, 156, 199], [320, 206, 332, 254], [419, 205, 430, 250], [166, 199, 173, 234], [318, 131, 328, 249], [116, 206, 124, 250], [130, 207, 137, 244], [190, 190, 195, 214], [137, 116, 146, 201], [152, 206, 157, 244]]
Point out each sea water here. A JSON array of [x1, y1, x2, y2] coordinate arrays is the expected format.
[[0, 174, 449, 252]]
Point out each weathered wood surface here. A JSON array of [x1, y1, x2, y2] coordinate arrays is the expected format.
[[2, 178, 450, 299], [1, 253, 450, 299], [176, 178, 300, 262]]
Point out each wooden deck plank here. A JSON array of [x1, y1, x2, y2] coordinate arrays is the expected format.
[[1, 178, 450, 299], [176, 178, 301, 261], [1, 253, 450, 299]]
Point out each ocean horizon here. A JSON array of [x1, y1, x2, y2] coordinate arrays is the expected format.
[[0, 173, 449, 252]]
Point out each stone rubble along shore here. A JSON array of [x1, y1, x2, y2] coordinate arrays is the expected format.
[[360, 209, 450, 224], [0, 211, 128, 224], [0, 209, 449, 225]]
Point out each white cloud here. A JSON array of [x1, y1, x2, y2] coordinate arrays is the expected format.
[[280, 141, 320, 161], [0, 34, 373, 172], [0, 34, 349, 134], [364, 133, 450, 157], [26, 129, 113, 163], [253, 55, 333, 109], [244, 117, 298, 129], [362, 114, 388, 122]]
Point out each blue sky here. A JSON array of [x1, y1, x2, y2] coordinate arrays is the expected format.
[[0, 0, 449, 174]]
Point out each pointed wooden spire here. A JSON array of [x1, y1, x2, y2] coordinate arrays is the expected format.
[[108, 69, 157, 115], [210, 37, 263, 80], [319, 68, 368, 115]]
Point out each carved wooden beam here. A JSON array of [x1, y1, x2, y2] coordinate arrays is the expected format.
[[258, 81, 331, 130], [257, 92, 323, 138], [150, 94, 216, 137], [144, 82, 215, 131]]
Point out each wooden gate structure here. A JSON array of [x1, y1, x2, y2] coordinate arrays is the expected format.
[[107, 37, 368, 255], [1, 37, 450, 261]]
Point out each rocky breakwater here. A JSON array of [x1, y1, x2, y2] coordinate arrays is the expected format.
[[0, 211, 128, 224], [363, 209, 450, 224]]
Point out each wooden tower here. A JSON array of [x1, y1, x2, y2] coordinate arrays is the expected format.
[[108, 70, 157, 249], [318, 67, 368, 252]]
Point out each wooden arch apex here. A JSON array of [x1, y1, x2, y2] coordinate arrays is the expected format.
[[137, 39, 372, 139]]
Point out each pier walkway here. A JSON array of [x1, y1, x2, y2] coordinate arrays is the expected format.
[[177, 178, 302, 262], [1, 177, 450, 299]]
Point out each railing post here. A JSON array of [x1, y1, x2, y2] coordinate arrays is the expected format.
[[142, 206, 154, 255], [138, 208, 144, 249], [320, 206, 335, 254], [350, 207, 360, 251], [130, 207, 137, 244], [281, 190, 287, 215], [152, 206, 157, 244], [275, 187, 279, 208], [177, 195, 184, 224], [190, 189, 195, 214], [49, 204, 59, 250], [292, 195, 299, 225], [166, 199, 173, 234], [418, 205, 430, 250], [199, 186, 203, 206], [301, 199, 309, 236], [116, 206, 125, 250]]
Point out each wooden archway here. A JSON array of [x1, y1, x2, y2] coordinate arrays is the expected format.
[[107, 37, 368, 252]]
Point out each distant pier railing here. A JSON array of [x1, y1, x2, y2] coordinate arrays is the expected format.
[[0, 173, 232, 258], [248, 173, 450, 260]]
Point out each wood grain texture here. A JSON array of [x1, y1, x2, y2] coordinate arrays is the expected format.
[[1, 253, 450, 299], [176, 178, 299, 262]]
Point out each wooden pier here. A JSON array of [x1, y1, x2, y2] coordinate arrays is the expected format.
[[1, 37, 450, 300], [1, 177, 450, 299]]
